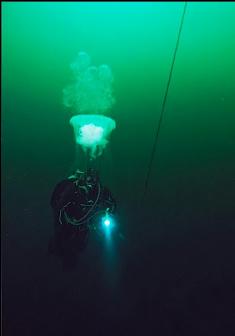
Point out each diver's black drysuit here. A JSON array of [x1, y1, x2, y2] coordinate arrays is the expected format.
[[48, 171, 116, 270]]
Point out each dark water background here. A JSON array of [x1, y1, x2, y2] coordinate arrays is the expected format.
[[2, 2, 235, 335]]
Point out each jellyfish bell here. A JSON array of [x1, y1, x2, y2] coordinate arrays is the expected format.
[[70, 114, 116, 159]]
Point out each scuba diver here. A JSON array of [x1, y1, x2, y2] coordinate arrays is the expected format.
[[48, 168, 116, 270]]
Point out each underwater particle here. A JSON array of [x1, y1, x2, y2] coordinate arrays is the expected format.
[[70, 114, 116, 159]]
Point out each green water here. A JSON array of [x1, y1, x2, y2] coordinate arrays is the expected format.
[[2, 2, 235, 335]]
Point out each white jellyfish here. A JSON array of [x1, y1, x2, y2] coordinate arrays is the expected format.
[[70, 114, 116, 159]]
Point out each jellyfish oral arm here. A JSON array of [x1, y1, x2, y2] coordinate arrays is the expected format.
[[80, 124, 104, 146]]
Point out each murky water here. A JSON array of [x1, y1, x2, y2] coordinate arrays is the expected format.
[[2, 2, 235, 335]]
